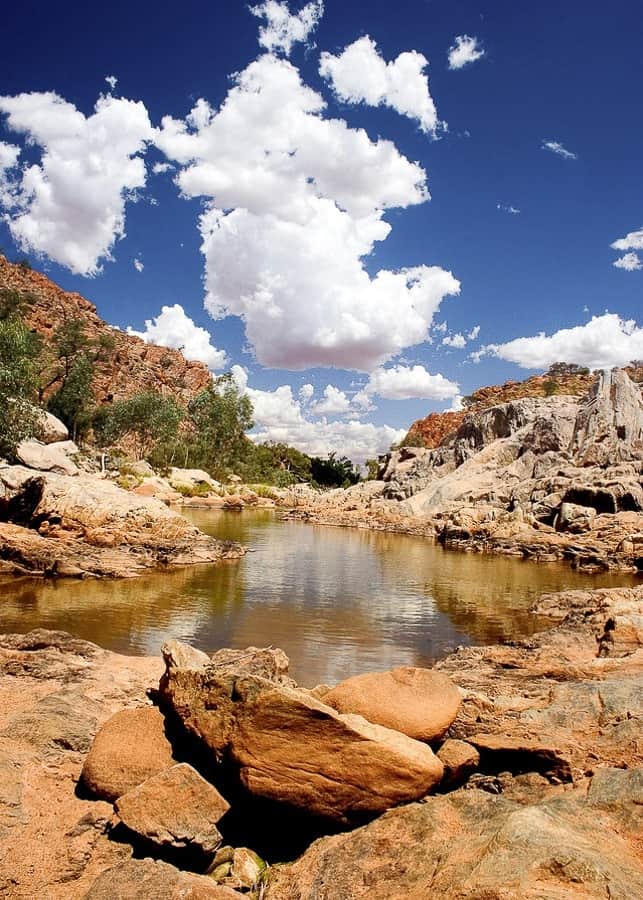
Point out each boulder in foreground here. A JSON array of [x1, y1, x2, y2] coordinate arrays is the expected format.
[[114, 763, 230, 854], [322, 666, 461, 742], [160, 643, 444, 824], [85, 858, 242, 899], [80, 706, 175, 802]]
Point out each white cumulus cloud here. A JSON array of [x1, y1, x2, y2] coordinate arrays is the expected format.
[[127, 303, 227, 370], [0, 92, 153, 275], [319, 36, 442, 135], [299, 382, 314, 402], [447, 35, 485, 70], [364, 364, 459, 401], [541, 140, 577, 160], [311, 384, 351, 416], [479, 313, 643, 370], [611, 227, 643, 252], [442, 333, 466, 349], [613, 252, 642, 271], [250, 0, 324, 56], [105, 75, 118, 92], [231, 365, 403, 463], [155, 53, 459, 371], [133, 257, 144, 272]]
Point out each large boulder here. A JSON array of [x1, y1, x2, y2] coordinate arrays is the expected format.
[[114, 763, 230, 855], [80, 707, 175, 802], [159, 643, 444, 824], [35, 410, 69, 444], [322, 667, 461, 742], [16, 439, 79, 476]]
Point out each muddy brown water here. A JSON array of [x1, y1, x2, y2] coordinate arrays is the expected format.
[[0, 509, 638, 686]]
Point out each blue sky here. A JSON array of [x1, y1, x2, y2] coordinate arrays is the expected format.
[[1, 0, 641, 461]]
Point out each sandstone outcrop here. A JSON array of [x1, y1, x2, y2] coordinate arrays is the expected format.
[[81, 707, 175, 802], [288, 368, 643, 572], [0, 254, 212, 409], [114, 763, 230, 855], [322, 666, 461, 742], [0, 464, 245, 577], [160, 643, 444, 824], [265, 767, 643, 899]]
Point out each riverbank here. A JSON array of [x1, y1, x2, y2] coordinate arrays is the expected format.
[[0, 581, 641, 898]]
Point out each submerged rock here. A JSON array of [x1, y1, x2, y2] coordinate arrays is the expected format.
[[81, 707, 175, 802], [322, 666, 461, 742]]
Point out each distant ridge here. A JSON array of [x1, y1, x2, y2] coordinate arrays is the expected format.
[[0, 255, 212, 407]]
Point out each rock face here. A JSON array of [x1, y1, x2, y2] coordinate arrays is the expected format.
[[81, 707, 175, 802], [294, 368, 643, 572], [265, 767, 643, 899], [114, 763, 230, 854], [0, 464, 245, 578], [160, 644, 444, 824], [322, 667, 461, 742], [571, 366, 643, 465], [0, 254, 212, 409]]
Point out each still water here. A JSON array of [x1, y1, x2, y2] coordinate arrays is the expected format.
[[0, 509, 638, 686]]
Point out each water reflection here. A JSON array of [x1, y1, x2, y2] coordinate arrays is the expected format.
[[0, 509, 637, 686]]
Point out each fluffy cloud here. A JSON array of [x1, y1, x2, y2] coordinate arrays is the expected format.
[[613, 252, 642, 271], [156, 54, 459, 371], [152, 161, 174, 175], [311, 384, 351, 416], [541, 140, 577, 160], [133, 257, 144, 272], [0, 141, 20, 205], [364, 364, 459, 400], [497, 203, 520, 215], [250, 0, 323, 55], [127, 303, 227, 370], [319, 36, 442, 135], [0, 92, 153, 275], [611, 229, 643, 271], [231, 366, 403, 463], [479, 313, 643, 370], [299, 382, 314, 402], [611, 227, 643, 252], [447, 35, 485, 70], [442, 333, 466, 349], [105, 75, 118, 91]]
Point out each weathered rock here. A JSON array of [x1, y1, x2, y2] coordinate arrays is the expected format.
[[436, 738, 480, 787], [556, 500, 596, 532], [16, 439, 79, 476], [0, 689, 102, 754], [0, 465, 245, 578], [160, 648, 444, 824], [322, 666, 461, 742], [35, 410, 69, 444], [85, 858, 242, 899], [115, 763, 230, 854], [571, 367, 643, 465], [265, 768, 643, 900], [169, 468, 220, 491], [80, 707, 175, 802], [132, 476, 182, 503]]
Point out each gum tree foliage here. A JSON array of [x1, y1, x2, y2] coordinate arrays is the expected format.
[[0, 290, 41, 457], [181, 374, 254, 476], [310, 452, 360, 488], [94, 391, 185, 461]]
